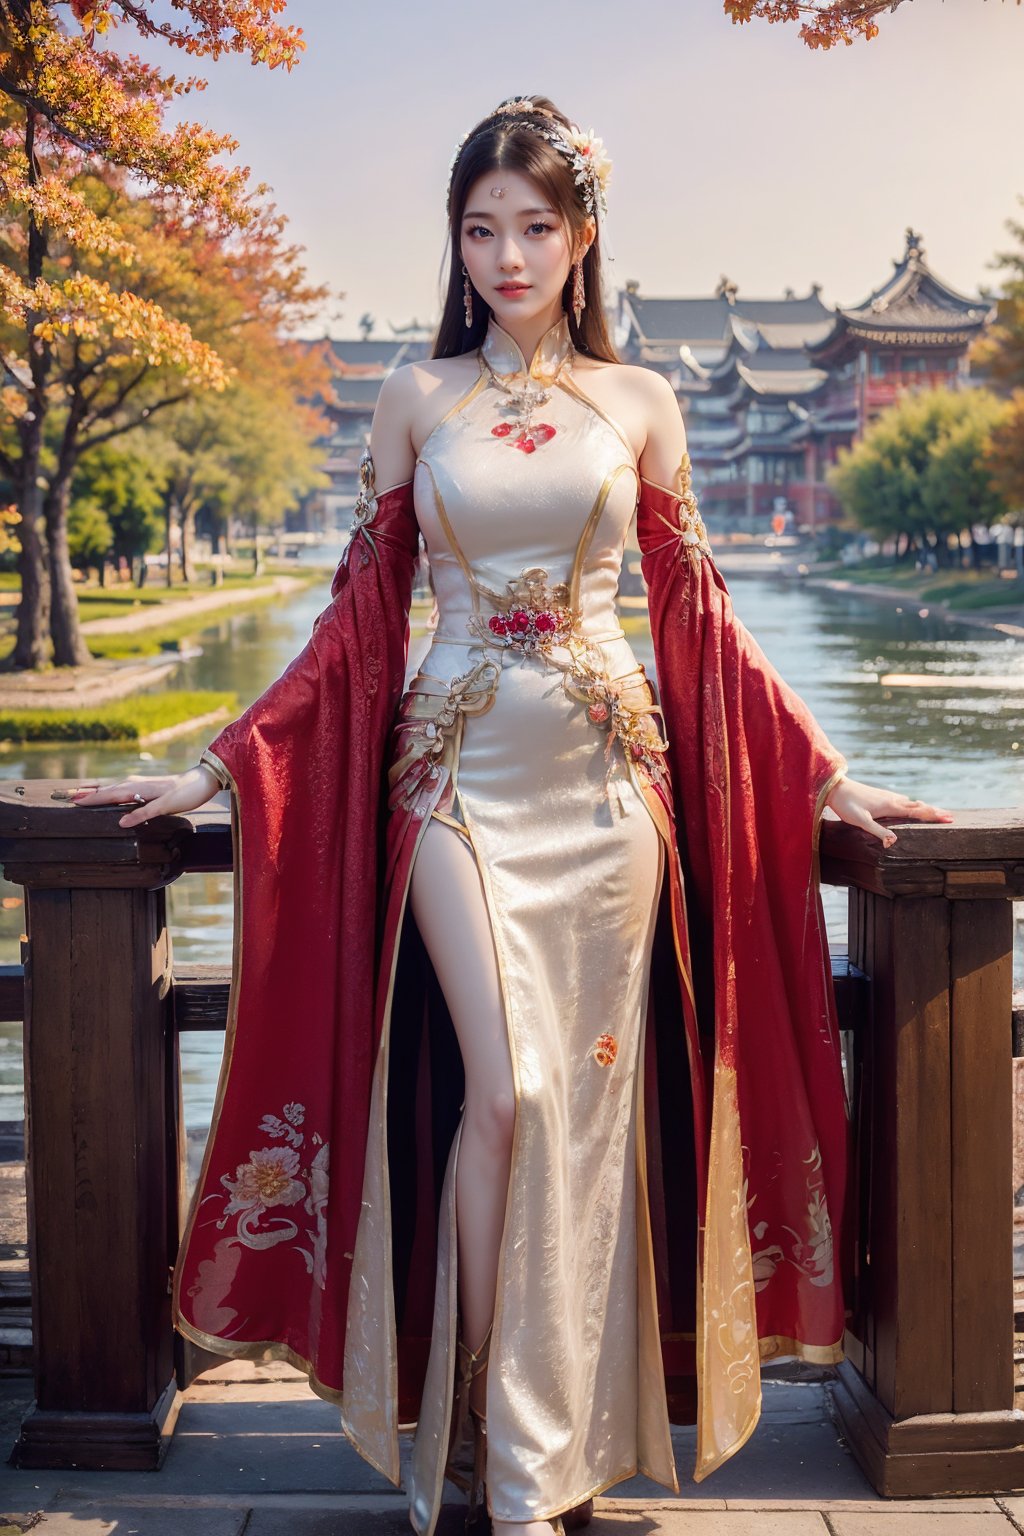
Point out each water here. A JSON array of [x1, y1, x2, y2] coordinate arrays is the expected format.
[[0, 556, 1021, 1135]]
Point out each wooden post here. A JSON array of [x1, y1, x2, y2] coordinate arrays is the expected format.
[[823, 808, 1024, 1496], [0, 779, 208, 1470]]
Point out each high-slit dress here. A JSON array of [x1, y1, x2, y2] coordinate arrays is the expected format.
[[339, 311, 683, 1530]]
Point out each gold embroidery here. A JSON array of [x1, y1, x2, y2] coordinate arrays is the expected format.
[[391, 659, 501, 814], [347, 446, 383, 567], [642, 451, 713, 564], [694, 1063, 762, 1482]]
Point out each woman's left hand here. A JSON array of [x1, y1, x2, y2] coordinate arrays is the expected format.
[[825, 775, 953, 850]]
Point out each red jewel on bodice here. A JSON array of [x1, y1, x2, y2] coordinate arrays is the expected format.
[[491, 422, 557, 452]]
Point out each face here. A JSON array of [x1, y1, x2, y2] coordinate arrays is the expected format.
[[460, 167, 594, 326]]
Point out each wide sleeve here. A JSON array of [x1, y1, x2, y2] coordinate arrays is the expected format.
[[172, 458, 420, 1400], [637, 458, 852, 1455]]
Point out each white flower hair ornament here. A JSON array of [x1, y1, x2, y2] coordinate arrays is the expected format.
[[564, 127, 612, 222]]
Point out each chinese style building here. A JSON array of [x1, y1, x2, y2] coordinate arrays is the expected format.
[[294, 327, 434, 529], [300, 230, 996, 534], [614, 228, 996, 529]]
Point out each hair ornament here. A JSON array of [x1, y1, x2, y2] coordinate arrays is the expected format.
[[445, 97, 612, 225]]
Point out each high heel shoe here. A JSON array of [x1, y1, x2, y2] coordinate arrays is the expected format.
[[443, 1320, 492, 1529]]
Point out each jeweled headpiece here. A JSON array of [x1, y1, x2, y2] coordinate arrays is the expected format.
[[445, 96, 612, 229]]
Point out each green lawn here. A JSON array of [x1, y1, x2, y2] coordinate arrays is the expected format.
[[832, 558, 1021, 610], [0, 573, 326, 662], [0, 689, 238, 743], [0, 563, 328, 611]]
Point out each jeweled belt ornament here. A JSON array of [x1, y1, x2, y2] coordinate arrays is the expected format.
[[565, 658, 670, 784], [468, 568, 582, 654]]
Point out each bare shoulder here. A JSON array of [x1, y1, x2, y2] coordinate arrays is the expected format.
[[611, 364, 687, 488], [368, 355, 478, 490], [404, 353, 481, 457]]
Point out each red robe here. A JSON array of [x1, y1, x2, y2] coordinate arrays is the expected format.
[[172, 471, 850, 1481]]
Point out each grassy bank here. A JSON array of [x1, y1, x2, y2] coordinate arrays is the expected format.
[[0, 573, 325, 663], [822, 557, 1022, 612], [0, 689, 238, 743], [73, 566, 326, 623]]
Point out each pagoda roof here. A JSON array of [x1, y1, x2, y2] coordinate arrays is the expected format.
[[702, 321, 830, 401], [736, 362, 829, 397], [621, 287, 832, 354], [808, 229, 995, 356], [326, 376, 386, 408], [306, 334, 434, 373], [323, 338, 403, 368]]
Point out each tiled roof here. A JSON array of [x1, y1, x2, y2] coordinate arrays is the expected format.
[[809, 231, 995, 353], [625, 290, 831, 346], [327, 377, 385, 407], [736, 363, 829, 396], [324, 339, 405, 367]]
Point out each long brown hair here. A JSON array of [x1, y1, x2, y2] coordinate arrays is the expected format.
[[432, 94, 619, 365]]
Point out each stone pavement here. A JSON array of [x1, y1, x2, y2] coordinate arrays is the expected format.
[[0, 1361, 1021, 1534]]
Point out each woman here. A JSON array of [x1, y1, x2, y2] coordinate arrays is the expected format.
[[72, 95, 950, 1536]]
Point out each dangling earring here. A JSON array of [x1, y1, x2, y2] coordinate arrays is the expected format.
[[463, 264, 474, 328], [572, 258, 586, 328]]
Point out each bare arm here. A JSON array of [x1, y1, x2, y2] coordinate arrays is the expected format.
[[368, 363, 417, 492]]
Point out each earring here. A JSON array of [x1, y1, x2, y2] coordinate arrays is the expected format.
[[463, 264, 474, 328], [572, 259, 586, 328]]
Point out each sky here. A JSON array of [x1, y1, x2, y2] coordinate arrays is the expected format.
[[156, 0, 1024, 338]]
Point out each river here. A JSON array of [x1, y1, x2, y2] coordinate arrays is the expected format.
[[1, 546, 1021, 1130]]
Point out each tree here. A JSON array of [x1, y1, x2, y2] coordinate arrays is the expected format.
[[148, 277, 332, 584], [827, 387, 1011, 561], [202, 376, 329, 575], [66, 498, 112, 577], [0, 0, 318, 668], [971, 197, 1024, 518], [69, 438, 167, 576], [723, 1, 963, 50]]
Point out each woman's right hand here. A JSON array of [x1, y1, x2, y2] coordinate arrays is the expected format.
[[68, 764, 225, 829]]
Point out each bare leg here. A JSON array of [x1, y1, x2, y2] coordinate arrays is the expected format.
[[409, 818, 514, 1369], [410, 816, 590, 1536]]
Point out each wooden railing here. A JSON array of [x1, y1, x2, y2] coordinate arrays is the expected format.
[[0, 781, 1021, 1495]]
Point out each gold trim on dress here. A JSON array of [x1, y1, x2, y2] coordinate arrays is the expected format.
[[418, 457, 479, 605], [568, 461, 638, 610], [759, 1332, 846, 1365]]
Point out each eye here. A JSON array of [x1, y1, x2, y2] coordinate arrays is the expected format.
[[465, 222, 555, 238]]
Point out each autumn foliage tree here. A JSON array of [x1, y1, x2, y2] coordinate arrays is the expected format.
[[0, 0, 328, 669], [723, 0, 984, 50]]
